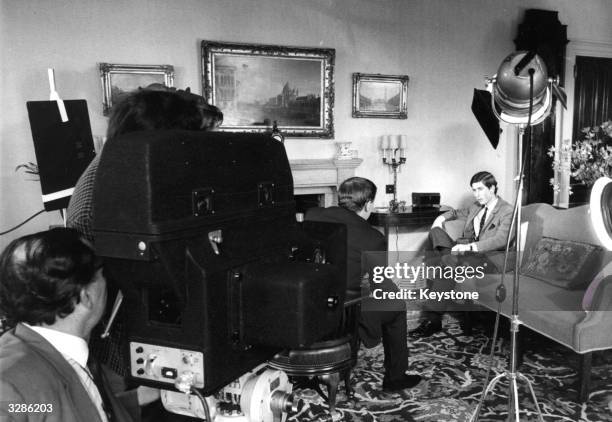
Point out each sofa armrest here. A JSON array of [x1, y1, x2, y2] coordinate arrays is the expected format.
[[582, 261, 612, 311], [575, 274, 612, 352]]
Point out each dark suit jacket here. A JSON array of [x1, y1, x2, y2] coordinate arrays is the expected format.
[[305, 206, 406, 355], [0, 323, 138, 422], [306, 206, 387, 291], [441, 197, 514, 251]]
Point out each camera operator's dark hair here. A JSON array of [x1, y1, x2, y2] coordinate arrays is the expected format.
[[199, 101, 224, 130], [106, 89, 206, 141], [338, 177, 377, 212], [135, 83, 223, 130], [0, 228, 99, 327], [470, 171, 498, 194]]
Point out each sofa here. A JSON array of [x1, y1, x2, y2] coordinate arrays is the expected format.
[[445, 203, 612, 402]]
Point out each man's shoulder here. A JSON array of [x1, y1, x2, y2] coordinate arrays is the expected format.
[[305, 206, 344, 219], [360, 227, 385, 250], [74, 154, 99, 192], [495, 197, 514, 214], [305, 206, 355, 227], [0, 327, 27, 355], [0, 330, 49, 379], [66, 155, 99, 240], [1, 329, 74, 402], [305, 207, 384, 246]]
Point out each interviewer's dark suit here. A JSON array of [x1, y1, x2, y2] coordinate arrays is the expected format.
[[0, 323, 139, 422], [305, 206, 409, 383]]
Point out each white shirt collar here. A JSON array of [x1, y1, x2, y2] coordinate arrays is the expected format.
[[484, 196, 498, 212], [25, 323, 89, 368]]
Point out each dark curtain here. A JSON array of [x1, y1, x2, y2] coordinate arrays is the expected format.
[[522, 112, 555, 205], [573, 56, 612, 138], [569, 56, 612, 205]]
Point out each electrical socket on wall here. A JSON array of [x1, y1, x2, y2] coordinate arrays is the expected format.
[[385, 184, 395, 194]]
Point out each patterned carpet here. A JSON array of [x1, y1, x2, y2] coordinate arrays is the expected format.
[[288, 314, 612, 422]]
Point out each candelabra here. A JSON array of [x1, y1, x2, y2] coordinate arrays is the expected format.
[[381, 135, 407, 213]]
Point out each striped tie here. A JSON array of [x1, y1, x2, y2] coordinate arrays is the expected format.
[[88, 356, 115, 422], [65, 356, 109, 422]]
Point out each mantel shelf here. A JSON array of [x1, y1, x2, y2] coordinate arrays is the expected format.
[[289, 158, 363, 171]]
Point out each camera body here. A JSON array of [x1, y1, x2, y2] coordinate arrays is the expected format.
[[93, 131, 347, 415]]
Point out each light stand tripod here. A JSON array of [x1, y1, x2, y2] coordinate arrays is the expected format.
[[471, 62, 556, 422], [471, 123, 544, 422]]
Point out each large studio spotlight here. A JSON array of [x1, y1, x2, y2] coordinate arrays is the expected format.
[[471, 51, 566, 149], [471, 51, 566, 422], [486, 50, 565, 126]]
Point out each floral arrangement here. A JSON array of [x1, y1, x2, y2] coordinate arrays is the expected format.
[[548, 120, 612, 193]]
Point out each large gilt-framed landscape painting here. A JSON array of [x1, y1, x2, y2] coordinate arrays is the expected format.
[[201, 41, 335, 138]]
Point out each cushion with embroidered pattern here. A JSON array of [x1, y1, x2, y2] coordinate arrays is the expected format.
[[520, 236, 604, 290]]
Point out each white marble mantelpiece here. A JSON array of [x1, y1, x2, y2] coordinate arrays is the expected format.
[[290, 158, 363, 206]]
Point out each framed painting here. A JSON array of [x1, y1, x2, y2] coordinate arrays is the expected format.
[[352, 73, 409, 119], [201, 41, 335, 138], [99, 63, 174, 115]]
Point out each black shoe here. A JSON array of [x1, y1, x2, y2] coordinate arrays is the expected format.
[[382, 374, 422, 391], [409, 319, 442, 338]]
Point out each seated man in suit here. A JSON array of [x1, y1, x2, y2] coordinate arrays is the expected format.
[[0, 228, 158, 422], [306, 177, 421, 391], [410, 170, 514, 337]]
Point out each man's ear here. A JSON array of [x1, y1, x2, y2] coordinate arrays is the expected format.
[[365, 200, 375, 212], [79, 286, 94, 311]]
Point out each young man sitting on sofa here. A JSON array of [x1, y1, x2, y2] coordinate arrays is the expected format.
[[410, 171, 514, 338]]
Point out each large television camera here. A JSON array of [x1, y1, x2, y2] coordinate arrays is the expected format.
[[92, 131, 347, 421]]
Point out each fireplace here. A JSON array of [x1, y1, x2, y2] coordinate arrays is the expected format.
[[289, 158, 363, 208], [294, 193, 324, 214]]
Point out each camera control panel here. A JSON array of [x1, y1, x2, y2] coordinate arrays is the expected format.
[[130, 342, 204, 388]]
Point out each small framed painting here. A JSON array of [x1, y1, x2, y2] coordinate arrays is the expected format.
[[352, 73, 409, 119], [99, 63, 174, 115]]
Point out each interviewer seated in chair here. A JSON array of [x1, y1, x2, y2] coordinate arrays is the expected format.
[[306, 177, 422, 391], [0, 228, 158, 422]]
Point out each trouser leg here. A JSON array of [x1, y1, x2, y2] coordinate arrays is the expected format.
[[429, 227, 456, 252], [381, 310, 409, 381]]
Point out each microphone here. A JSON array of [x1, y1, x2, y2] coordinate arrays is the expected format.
[[100, 290, 123, 339]]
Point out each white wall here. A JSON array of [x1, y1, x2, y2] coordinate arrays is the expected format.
[[2, 0, 612, 250]]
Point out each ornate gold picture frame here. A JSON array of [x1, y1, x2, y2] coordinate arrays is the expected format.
[[99, 63, 174, 115], [202, 41, 335, 138], [352, 73, 409, 119]]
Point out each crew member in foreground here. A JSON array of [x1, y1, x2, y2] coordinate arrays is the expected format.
[[0, 228, 158, 421]]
